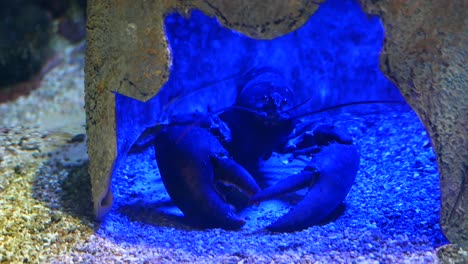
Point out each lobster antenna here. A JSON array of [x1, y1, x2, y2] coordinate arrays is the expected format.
[[161, 71, 244, 112], [203, 105, 263, 118], [215, 99, 406, 121], [281, 95, 316, 116], [289, 99, 407, 120]]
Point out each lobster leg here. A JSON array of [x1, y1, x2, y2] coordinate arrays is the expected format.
[[252, 143, 360, 232]]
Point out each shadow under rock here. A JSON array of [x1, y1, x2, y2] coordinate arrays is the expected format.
[[118, 201, 201, 231], [33, 160, 94, 222], [59, 162, 94, 221]]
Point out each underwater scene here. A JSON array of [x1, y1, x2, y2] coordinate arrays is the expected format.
[[0, 0, 461, 263]]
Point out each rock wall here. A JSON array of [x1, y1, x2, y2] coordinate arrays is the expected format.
[[358, 0, 467, 245], [85, 0, 323, 222], [85, 0, 467, 244]]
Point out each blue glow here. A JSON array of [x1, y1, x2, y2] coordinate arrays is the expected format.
[[115, 0, 402, 156], [107, 0, 448, 256]]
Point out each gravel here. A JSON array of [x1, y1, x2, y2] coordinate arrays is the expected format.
[[0, 42, 462, 263], [96, 103, 450, 263]]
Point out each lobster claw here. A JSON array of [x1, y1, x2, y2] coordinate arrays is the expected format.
[[154, 125, 260, 229], [250, 143, 360, 232]]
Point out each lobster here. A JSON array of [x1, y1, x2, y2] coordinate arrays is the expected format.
[[134, 67, 398, 231]]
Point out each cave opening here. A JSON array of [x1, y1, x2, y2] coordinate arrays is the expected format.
[[101, 0, 448, 252]]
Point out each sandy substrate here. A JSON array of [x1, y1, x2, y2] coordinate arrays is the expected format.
[[0, 43, 466, 263]]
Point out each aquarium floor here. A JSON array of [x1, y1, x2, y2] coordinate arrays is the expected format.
[[0, 43, 465, 263]]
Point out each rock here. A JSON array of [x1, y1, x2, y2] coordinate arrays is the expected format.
[[358, 0, 467, 246], [84, 0, 324, 221], [84, 0, 467, 246]]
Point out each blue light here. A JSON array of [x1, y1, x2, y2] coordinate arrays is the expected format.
[[106, 0, 447, 255], [115, 0, 402, 155]]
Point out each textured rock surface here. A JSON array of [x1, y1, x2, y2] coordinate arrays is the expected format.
[[85, 0, 467, 245], [358, 0, 467, 246], [85, 0, 322, 219]]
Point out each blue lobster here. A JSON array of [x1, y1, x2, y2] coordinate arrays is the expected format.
[[137, 67, 362, 231]]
